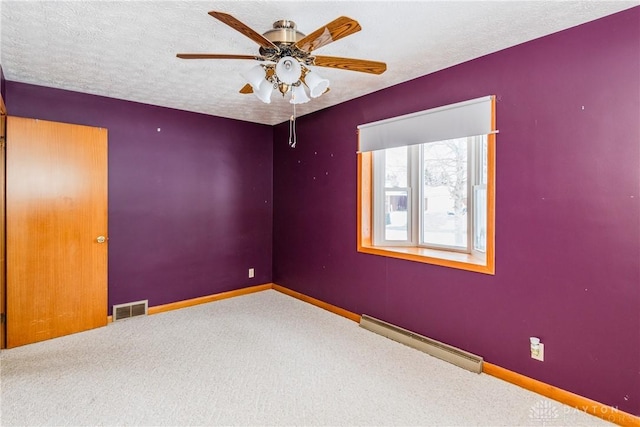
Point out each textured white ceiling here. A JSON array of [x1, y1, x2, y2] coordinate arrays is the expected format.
[[1, 1, 638, 125]]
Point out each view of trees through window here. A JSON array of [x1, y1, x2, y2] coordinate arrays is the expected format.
[[378, 136, 486, 253], [422, 139, 468, 249]]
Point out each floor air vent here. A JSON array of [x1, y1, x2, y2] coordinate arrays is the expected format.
[[360, 314, 483, 373], [113, 300, 148, 321]]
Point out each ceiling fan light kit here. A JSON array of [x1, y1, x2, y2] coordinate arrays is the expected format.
[[177, 10, 387, 144]]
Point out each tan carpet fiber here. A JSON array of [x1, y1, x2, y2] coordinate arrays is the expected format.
[[0, 290, 610, 426]]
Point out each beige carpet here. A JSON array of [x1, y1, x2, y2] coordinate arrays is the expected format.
[[0, 290, 610, 426]]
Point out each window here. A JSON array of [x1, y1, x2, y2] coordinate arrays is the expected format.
[[357, 96, 496, 274]]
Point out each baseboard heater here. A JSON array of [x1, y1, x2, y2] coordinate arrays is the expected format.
[[113, 300, 148, 321], [359, 314, 483, 373]]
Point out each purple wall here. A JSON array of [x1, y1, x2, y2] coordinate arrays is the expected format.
[[1, 65, 5, 101], [273, 7, 640, 415], [6, 83, 274, 311]]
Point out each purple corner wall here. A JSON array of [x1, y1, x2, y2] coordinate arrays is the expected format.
[[273, 8, 640, 415], [5, 84, 274, 311]]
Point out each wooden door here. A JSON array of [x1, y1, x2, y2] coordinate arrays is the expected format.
[[6, 117, 108, 348]]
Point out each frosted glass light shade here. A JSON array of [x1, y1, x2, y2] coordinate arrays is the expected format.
[[305, 70, 330, 98], [241, 65, 267, 92], [254, 80, 274, 104], [275, 56, 302, 85], [290, 85, 310, 104]]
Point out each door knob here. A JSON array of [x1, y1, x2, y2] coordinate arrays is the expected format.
[[96, 236, 107, 243]]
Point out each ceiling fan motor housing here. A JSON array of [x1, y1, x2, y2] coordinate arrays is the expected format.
[[262, 20, 305, 45]]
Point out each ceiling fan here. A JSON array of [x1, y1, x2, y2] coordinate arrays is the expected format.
[[177, 11, 387, 105]]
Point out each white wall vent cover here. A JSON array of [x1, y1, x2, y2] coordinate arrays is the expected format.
[[113, 300, 148, 321], [360, 314, 483, 373]]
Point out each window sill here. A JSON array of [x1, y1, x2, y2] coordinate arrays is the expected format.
[[357, 244, 495, 275]]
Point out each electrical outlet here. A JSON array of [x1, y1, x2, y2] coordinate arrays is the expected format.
[[532, 343, 544, 362], [248, 268, 255, 278]]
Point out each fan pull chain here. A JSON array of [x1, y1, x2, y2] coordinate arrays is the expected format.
[[289, 102, 297, 148]]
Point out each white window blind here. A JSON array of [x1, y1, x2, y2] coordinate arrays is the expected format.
[[358, 96, 495, 152]]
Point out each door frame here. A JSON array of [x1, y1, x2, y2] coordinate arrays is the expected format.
[[1, 92, 7, 349]]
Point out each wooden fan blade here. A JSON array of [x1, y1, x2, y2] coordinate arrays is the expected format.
[[295, 16, 361, 52], [177, 54, 261, 60], [313, 56, 387, 75], [208, 11, 277, 49]]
